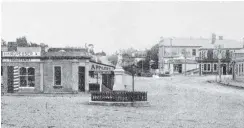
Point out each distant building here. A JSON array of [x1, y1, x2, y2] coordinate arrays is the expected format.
[[121, 50, 147, 67], [159, 36, 244, 75], [196, 38, 243, 75], [232, 49, 244, 82], [158, 37, 207, 74]]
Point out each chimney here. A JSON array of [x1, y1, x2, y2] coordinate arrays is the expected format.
[[219, 36, 223, 40], [211, 33, 216, 44]]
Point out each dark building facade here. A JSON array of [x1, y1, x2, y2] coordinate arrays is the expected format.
[[197, 48, 241, 75], [232, 49, 244, 82]]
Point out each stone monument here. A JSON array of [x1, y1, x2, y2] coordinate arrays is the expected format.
[[113, 53, 125, 90]]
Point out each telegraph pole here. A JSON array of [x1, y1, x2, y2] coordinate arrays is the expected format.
[[170, 38, 173, 74], [184, 56, 187, 76], [217, 45, 222, 82]]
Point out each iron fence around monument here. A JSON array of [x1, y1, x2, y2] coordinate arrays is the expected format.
[[91, 91, 147, 102]]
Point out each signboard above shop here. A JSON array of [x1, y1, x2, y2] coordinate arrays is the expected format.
[[2, 59, 41, 62], [89, 62, 115, 74], [2, 52, 41, 57]]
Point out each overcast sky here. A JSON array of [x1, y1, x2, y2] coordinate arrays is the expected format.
[[2, 1, 244, 54]]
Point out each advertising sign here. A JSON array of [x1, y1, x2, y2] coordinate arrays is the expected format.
[[2, 52, 41, 57], [89, 62, 114, 73], [2, 59, 41, 62]]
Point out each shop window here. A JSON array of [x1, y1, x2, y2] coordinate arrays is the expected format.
[[192, 49, 196, 56], [54, 66, 61, 86], [19, 67, 35, 87]]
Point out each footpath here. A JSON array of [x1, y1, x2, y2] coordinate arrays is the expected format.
[[218, 80, 244, 89]]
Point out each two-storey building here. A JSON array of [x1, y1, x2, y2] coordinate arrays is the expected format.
[[158, 37, 209, 75], [197, 39, 243, 75], [232, 49, 244, 82]]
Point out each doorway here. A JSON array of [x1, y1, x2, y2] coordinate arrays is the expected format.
[[78, 66, 85, 92], [222, 64, 227, 75], [7, 66, 14, 93], [178, 64, 182, 73]]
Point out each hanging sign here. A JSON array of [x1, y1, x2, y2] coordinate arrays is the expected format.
[[2, 52, 41, 57]]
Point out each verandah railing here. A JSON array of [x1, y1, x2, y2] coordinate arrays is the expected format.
[[91, 91, 147, 102]]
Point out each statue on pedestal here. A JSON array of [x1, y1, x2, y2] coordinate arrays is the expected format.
[[113, 52, 125, 91], [116, 53, 123, 69]]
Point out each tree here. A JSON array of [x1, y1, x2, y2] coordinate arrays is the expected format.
[[149, 44, 159, 69], [1, 39, 7, 46], [107, 54, 118, 66], [16, 36, 29, 47], [30, 42, 39, 47]]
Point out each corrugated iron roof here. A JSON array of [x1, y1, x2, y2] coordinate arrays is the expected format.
[[43, 51, 91, 58], [159, 37, 243, 49]]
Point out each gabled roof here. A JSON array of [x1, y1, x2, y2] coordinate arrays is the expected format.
[[47, 48, 87, 52]]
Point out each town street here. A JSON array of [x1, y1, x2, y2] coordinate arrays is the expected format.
[[2, 75, 244, 128]]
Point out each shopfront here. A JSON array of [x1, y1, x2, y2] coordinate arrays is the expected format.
[[1, 50, 115, 94], [1, 51, 42, 93], [88, 61, 115, 91]]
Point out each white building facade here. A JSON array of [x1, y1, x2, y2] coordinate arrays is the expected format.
[[158, 38, 207, 75]]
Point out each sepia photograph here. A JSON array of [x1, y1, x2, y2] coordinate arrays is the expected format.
[[1, 0, 244, 128]]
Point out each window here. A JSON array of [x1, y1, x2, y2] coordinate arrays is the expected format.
[[89, 71, 95, 78], [54, 66, 61, 86], [239, 64, 241, 75], [242, 63, 244, 73], [214, 64, 217, 71], [208, 64, 211, 71], [204, 64, 207, 71], [19, 67, 35, 87], [1, 66, 3, 76], [192, 49, 196, 56], [203, 63, 211, 72]]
